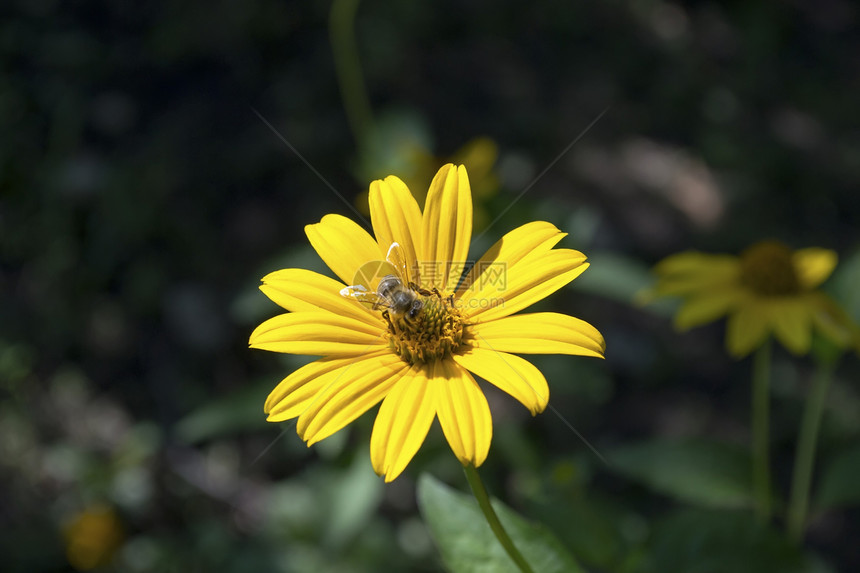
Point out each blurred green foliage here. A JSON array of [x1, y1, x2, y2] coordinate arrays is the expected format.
[[2, 0, 860, 571], [418, 474, 584, 573]]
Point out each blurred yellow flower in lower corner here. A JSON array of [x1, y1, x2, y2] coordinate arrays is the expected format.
[[63, 504, 124, 571], [647, 240, 857, 358]]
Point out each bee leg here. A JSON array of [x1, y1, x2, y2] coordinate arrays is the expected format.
[[382, 310, 395, 332], [410, 281, 433, 297]]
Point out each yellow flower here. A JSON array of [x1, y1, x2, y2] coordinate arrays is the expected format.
[[62, 505, 124, 571], [650, 240, 855, 358], [251, 164, 605, 482]]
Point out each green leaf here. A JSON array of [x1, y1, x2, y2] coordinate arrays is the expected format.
[[607, 439, 753, 508], [356, 107, 434, 183], [323, 455, 384, 549], [815, 444, 860, 510], [174, 382, 271, 444], [568, 251, 676, 315], [417, 473, 584, 573], [568, 252, 652, 303], [530, 489, 644, 571], [648, 509, 833, 573], [826, 247, 860, 323]]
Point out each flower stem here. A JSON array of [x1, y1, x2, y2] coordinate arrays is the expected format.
[[751, 340, 772, 522], [329, 0, 373, 149], [787, 364, 833, 541], [463, 465, 534, 573]]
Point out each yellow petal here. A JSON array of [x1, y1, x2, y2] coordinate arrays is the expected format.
[[466, 312, 604, 358], [451, 137, 499, 193], [654, 251, 738, 276], [456, 221, 566, 300], [434, 359, 492, 467], [674, 289, 744, 330], [265, 353, 385, 421], [421, 164, 472, 291], [652, 252, 740, 296], [465, 249, 589, 322], [370, 364, 437, 482], [809, 292, 857, 348], [726, 303, 770, 358], [767, 300, 812, 355], [260, 268, 384, 328], [793, 248, 837, 290], [297, 352, 410, 445], [453, 347, 549, 415], [305, 214, 383, 285], [249, 312, 385, 355], [369, 176, 423, 280]]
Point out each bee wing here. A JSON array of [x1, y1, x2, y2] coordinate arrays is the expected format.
[[340, 284, 388, 309], [386, 242, 415, 285], [351, 258, 399, 292]]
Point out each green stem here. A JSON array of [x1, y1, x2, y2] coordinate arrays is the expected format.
[[751, 340, 772, 522], [329, 0, 373, 149], [463, 465, 534, 573], [787, 364, 834, 541]]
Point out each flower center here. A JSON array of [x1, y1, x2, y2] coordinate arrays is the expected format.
[[739, 240, 800, 296], [386, 292, 465, 364]]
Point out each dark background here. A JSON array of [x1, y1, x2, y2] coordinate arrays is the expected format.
[[2, 0, 860, 571]]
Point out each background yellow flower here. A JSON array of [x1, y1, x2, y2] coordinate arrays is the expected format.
[[62, 505, 124, 571], [649, 241, 856, 357]]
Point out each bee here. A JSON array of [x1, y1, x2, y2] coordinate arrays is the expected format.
[[375, 274, 423, 322], [341, 242, 428, 329]]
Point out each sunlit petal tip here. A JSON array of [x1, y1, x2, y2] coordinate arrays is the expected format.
[[265, 411, 290, 422], [436, 162, 457, 177], [369, 175, 423, 269], [249, 312, 387, 355], [466, 253, 591, 322], [456, 221, 569, 302], [296, 355, 410, 446], [453, 348, 549, 415], [435, 361, 492, 467], [259, 269, 282, 285], [382, 174, 407, 186], [456, 164, 472, 193], [370, 368, 436, 482], [262, 356, 370, 422], [467, 312, 604, 359], [422, 164, 472, 290], [794, 248, 838, 290], [257, 269, 384, 327], [512, 220, 564, 236]]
